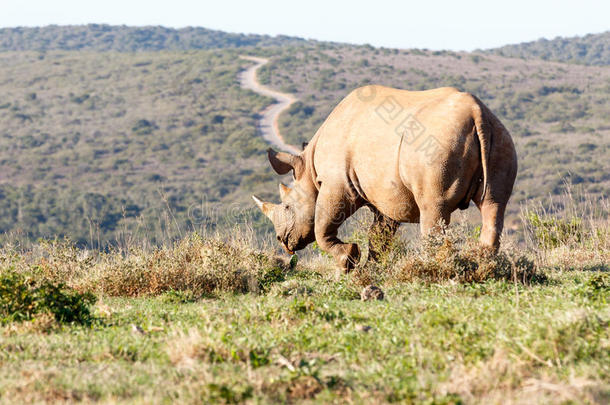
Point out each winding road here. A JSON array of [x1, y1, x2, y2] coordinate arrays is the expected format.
[[238, 56, 301, 155]]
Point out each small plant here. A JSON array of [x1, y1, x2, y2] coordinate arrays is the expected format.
[[248, 348, 271, 368], [258, 266, 286, 293], [0, 269, 96, 325], [392, 231, 542, 284], [525, 211, 584, 249], [162, 289, 199, 304], [206, 383, 253, 404], [575, 273, 609, 303]]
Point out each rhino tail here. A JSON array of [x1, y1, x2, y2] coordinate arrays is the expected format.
[[472, 100, 491, 203]]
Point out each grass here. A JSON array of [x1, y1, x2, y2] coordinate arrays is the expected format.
[[0, 210, 608, 404], [0, 268, 607, 403]]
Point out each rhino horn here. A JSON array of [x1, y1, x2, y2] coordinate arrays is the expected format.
[[252, 195, 275, 219], [278, 183, 291, 200]]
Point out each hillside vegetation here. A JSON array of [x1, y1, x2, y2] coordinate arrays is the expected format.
[[0, 25, 305, 52], [0, 27, 608, 246], [0, 50, 276, 246], [484, 31, 610, 65]]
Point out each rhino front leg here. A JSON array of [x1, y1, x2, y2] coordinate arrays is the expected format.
[[314, 185, 361, 273], [367, 207, 400, 262]]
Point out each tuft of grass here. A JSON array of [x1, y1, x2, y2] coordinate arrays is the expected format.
[[525, 211, 584, 249], [351, 223, 544, 286], [521, 188, 609, 271], [393, 235, 542, 284]]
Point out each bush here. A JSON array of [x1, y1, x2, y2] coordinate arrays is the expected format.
[[131, 119, 157, 135], [34, 235, 290, 298], [381, 226, 543, 285], [525, 211, 584, 249], [393, 237, 541, 284], [0, 270, 96, 324]]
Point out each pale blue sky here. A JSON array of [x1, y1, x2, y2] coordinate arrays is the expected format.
[[2, 0, 608, 50]]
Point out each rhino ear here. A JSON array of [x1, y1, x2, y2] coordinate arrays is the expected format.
[[267, 148, 304, 179], [278, 183, 291, 200], [252, 195, 275, 219]]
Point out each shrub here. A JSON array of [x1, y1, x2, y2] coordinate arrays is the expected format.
[[525, 211, 584, 249], [389, 231, 542, 284], [34, 234, 290, 298], [0, 269, 96, 324], [131, 119, 158, 135]]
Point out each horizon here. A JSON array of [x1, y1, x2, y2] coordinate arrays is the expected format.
[[1, 22, 608, 52], [2, 0, 609, 51]]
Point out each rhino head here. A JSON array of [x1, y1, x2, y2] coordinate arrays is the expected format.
[[252, 148, 316, 254]]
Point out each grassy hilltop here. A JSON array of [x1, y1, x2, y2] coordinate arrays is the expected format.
[[482, 30, 610, 66]]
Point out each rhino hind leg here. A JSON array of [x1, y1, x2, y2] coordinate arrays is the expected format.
[[367, 207, 400, 262], [478, 201, 506, 250], [314, 184, 362, 273]]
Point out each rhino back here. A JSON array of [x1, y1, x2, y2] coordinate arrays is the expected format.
[[309, 86, 483, 220]]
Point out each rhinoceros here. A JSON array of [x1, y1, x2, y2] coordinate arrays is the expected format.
[[253, 85, 517, 272]]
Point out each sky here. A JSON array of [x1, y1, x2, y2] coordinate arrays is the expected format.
[[1, 0, 608, 51]]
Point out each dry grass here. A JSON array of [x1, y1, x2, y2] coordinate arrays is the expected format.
[[439, 347, 605, 404], [3, 234, 289, 298], [521, 188, 610, 272], [393, 236, 541, 284], [346, 222, 544, 288]]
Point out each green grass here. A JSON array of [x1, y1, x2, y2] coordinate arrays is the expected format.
[[1, 270, 607, 403], [0, 210, 608, 403]]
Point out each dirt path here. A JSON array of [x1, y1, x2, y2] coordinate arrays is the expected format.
[[238, 56, 301, 155]]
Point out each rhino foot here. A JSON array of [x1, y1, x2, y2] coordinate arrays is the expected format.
[[337, 243, 361, 274]]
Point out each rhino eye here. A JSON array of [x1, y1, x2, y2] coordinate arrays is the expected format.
[[276, 235, 281, 241]]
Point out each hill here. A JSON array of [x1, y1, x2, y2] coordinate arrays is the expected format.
[[0, 50, 278, 246], [0, 24, 306, 52], [0, 26, 608, 246], [483, 31, 610, 65]]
